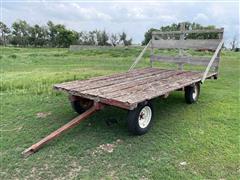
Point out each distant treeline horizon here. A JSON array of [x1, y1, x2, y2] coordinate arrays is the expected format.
[[0, 20, 238, 50], [0, 20, 133, 48]]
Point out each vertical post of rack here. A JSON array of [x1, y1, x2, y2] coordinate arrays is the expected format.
[[178, 23, 185, 70]]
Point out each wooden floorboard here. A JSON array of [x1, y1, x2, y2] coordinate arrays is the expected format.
[[115, 72, 203, 104], [54, 68, 216, 109], [70, 68, 169, 92], [104, 71, 200, 100], [54, 67, 154, 90], [78, 69, 174, 95]]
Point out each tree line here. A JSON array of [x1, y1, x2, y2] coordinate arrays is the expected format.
[[1, 21, 238, 50], [0, 20, 132, 47]]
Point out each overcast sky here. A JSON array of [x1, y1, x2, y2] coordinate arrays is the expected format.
[[1, 0, 239, 45]]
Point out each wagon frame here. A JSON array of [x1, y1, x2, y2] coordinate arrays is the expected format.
[[22, 26, 224, 157]]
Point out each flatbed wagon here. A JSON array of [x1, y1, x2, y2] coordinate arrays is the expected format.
[[22, 27, 224, 157]]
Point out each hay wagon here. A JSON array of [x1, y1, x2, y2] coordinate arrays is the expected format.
[[23, 27, 224, 157]]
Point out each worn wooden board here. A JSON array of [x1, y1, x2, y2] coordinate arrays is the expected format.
[[54, 68, 216, 110], [150, 55, 219, 66], [152, 29, 224, 35], [151, 39, 221, 50]]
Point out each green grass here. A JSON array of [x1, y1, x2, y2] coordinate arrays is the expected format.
[[0, 46, 239, 179]]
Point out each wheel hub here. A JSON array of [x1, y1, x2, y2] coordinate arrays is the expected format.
[[138, 106, 152, 128], [192, 85, 198, 100]]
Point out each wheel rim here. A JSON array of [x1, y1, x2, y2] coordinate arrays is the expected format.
[[138, 106, 152, 128], [192, 85, 198, 100]]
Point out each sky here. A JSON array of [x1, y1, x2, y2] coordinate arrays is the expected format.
[[1, 0, 239, 46]]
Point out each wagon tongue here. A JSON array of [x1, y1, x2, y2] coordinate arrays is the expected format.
[[21, 102, 104, 158], [22, 147, 36, 158]]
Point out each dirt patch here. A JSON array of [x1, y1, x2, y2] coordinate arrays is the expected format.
[[91, 139, 123, 156], [36, 112, 51, 118], [99, 143, 116, 153]]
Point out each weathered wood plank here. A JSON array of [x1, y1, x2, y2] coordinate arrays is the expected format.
[[110, 71, 201, 102], [116, 72, 215, 104], [201, 39, 224, 82], [129, 40, 151, 71], [150, 55, 219, 66], [81, 70, 180, 96], [152, 29, 224, 35], [151, 39, 221, 50], [54, 68, 216, 110], [62, 68, 167, 92], [54, 68, 155, 90]]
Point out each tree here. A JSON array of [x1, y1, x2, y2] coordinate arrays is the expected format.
[[47, 21, 59, 47], [230, 35, 238, 51], [46, 21, 78, 47], [110, 33, 119, 46], [96, 30, 109, 46], [0, 19, 133, 48], [29, 24, 48, 47], [88, 30, 97, 45], [119, 32, 132, 46], [11, 20, 30, 46], [0, 22, 11, 45], [141, 28, 158, 45], [57, 28, 79, 47], [78, 31, 96, 45]]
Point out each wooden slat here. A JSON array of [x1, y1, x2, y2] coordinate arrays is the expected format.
[[111, 71, 201, 102], [151, 39, 221, 50], [150, 55, 219, 66], [129, 40, 151, 71], [152, 29, 224, 35], [103, 71, 195, 100], [81, 70, 180, 97], [114, 72, 214, 104], [54, 68, 154, 90], [58, 68, 166, 92], [54, 68, 217, 110], [201, 39, 224, 82]]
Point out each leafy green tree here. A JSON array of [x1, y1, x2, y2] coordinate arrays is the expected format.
[[96, 30, 109, 46], [29, 25, 48, 47], [47, 21, 78, 47], [0, 19, 133, 48], [86, 30, 97, 45], [110, 33, 119, 46], [11, 20, 30, 46], [57, 28, 79, 47], [119, 32, 132, 46], [0, 22, 11, 45], [47, 21, 59, 47], [141, 28, 158, 45]]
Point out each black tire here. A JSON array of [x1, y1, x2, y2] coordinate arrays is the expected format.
[[71, 101, 86, 114], [70, 97, 93, 114], [185, 83, 200, 104], [127, 101, 154, 135]]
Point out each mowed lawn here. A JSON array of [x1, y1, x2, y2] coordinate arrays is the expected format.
[[0, 47, 239, 179]]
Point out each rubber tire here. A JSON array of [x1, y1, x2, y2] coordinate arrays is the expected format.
[[127, 101, 154, 135], [185, 83, 200, 104]]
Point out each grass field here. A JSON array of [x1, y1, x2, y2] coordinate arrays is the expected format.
[[0, 46, 239, 179]]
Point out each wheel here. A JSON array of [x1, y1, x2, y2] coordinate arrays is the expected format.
[[184, 83, 200, 104], [127, 101, 154, 135], [69, 96, 93, 114]]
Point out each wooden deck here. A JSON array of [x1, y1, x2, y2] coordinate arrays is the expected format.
[[54, 68, 216, 110]]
